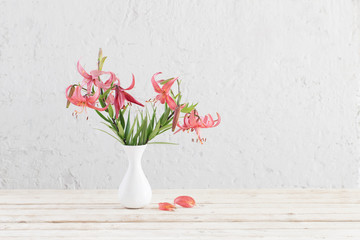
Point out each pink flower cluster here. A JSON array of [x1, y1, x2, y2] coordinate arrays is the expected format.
[[66, 57, 221, 143], [66, 61, 143, 116], [175, 110, 221, 144]]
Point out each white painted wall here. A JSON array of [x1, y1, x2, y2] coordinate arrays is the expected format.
[[0, 0, 359, 189]]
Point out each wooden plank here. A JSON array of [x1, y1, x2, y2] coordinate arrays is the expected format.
[[2, 222, 360, 230], [1, 189, 360, 198], [0, 192, 359, 204], [2, 213, 360, 223], [0, 206, 359, 215], [1, 189, 360, 197], [1, 189, 360, 194], [0, 229, 359, 239], [1, 190, 359, 239], [1, 203, 360, 210]]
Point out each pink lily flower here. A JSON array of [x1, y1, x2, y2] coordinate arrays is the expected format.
[[151, 72, 178, 110], [65, 85, 108, 114], [77, 60, 117, 94], [113, 74, 144, 118], [175, 110, 221, 144]]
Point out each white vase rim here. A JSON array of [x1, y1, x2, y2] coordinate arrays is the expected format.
[[122, 144, 147, 148]]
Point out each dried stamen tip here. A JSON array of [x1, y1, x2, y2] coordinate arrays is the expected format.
[[146, 98, 157, 103]]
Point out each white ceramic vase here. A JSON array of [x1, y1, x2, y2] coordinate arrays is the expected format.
[[118, 144, 152, 208]]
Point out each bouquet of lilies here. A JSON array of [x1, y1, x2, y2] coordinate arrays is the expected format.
[[65, 49, 220, 145]]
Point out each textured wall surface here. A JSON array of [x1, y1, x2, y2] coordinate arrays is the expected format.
[[0, 0, 359, 189]]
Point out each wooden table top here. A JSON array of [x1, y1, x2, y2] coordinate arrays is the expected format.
[[0, 189, 360, 239]]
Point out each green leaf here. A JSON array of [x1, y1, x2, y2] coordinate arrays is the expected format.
[[116, 120, 125, 139], [160, 106, 171, 126], [101, 122, 122, 140], [147, 112, 155, 138], [98, 95, 106, 108], [126, 116, 137, 144], [181, 103, 198, 113], [140, 116, 148, 145], [136, 117, 140, 129], [170, 89, 175, 99], [119, 109, 125, 129], [132, 115, 146, 145], [148, 120, 161, 141], [95, 110, 112, 123], [159, 78, 174, 85], [164, 118, 173, 126], [107, 104, 114, 119], [148, 142, 178, 145], [158, 124, 172, 134], [95, 128, 124, 145], [124, 111, 131, 142], [150, 111, 156, 129]]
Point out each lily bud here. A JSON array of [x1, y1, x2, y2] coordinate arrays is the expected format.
[[172, 105, 181, 132], [66, 85, 76, 108], [98, 48, 103, 60]]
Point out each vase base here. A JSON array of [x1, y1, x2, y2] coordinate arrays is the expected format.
[[120, 203, 150, 209]]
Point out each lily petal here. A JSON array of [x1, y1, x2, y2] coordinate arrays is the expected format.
[[123, 92, 144, 107], [151, 72, 163, 93], [106, 93, 115, 105], [77, 61, 91, 79], [189, 110, 198, 126], [158, 202, 176, 211], [87, 87, 101, 103], [114, 86, 121, 118], [162, 77, 178, 93], [173, 128, 183, 134], [71, 86, 86, 103], [158, 94, 167, 104], [86, 102, 108, 111], [166, 95, 177, 110], [122, 74, 136, 90], [90, 70, 106, 78], [118, 90, 126, 110], [174, 196, 196, 208], [213, 112, 221, 127]]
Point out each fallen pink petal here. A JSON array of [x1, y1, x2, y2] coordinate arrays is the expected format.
[[174, 196, 196, 208], [158, 202, 176, 211]]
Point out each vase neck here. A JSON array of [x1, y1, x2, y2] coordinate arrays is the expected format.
[[122, 145, 147, 166]]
